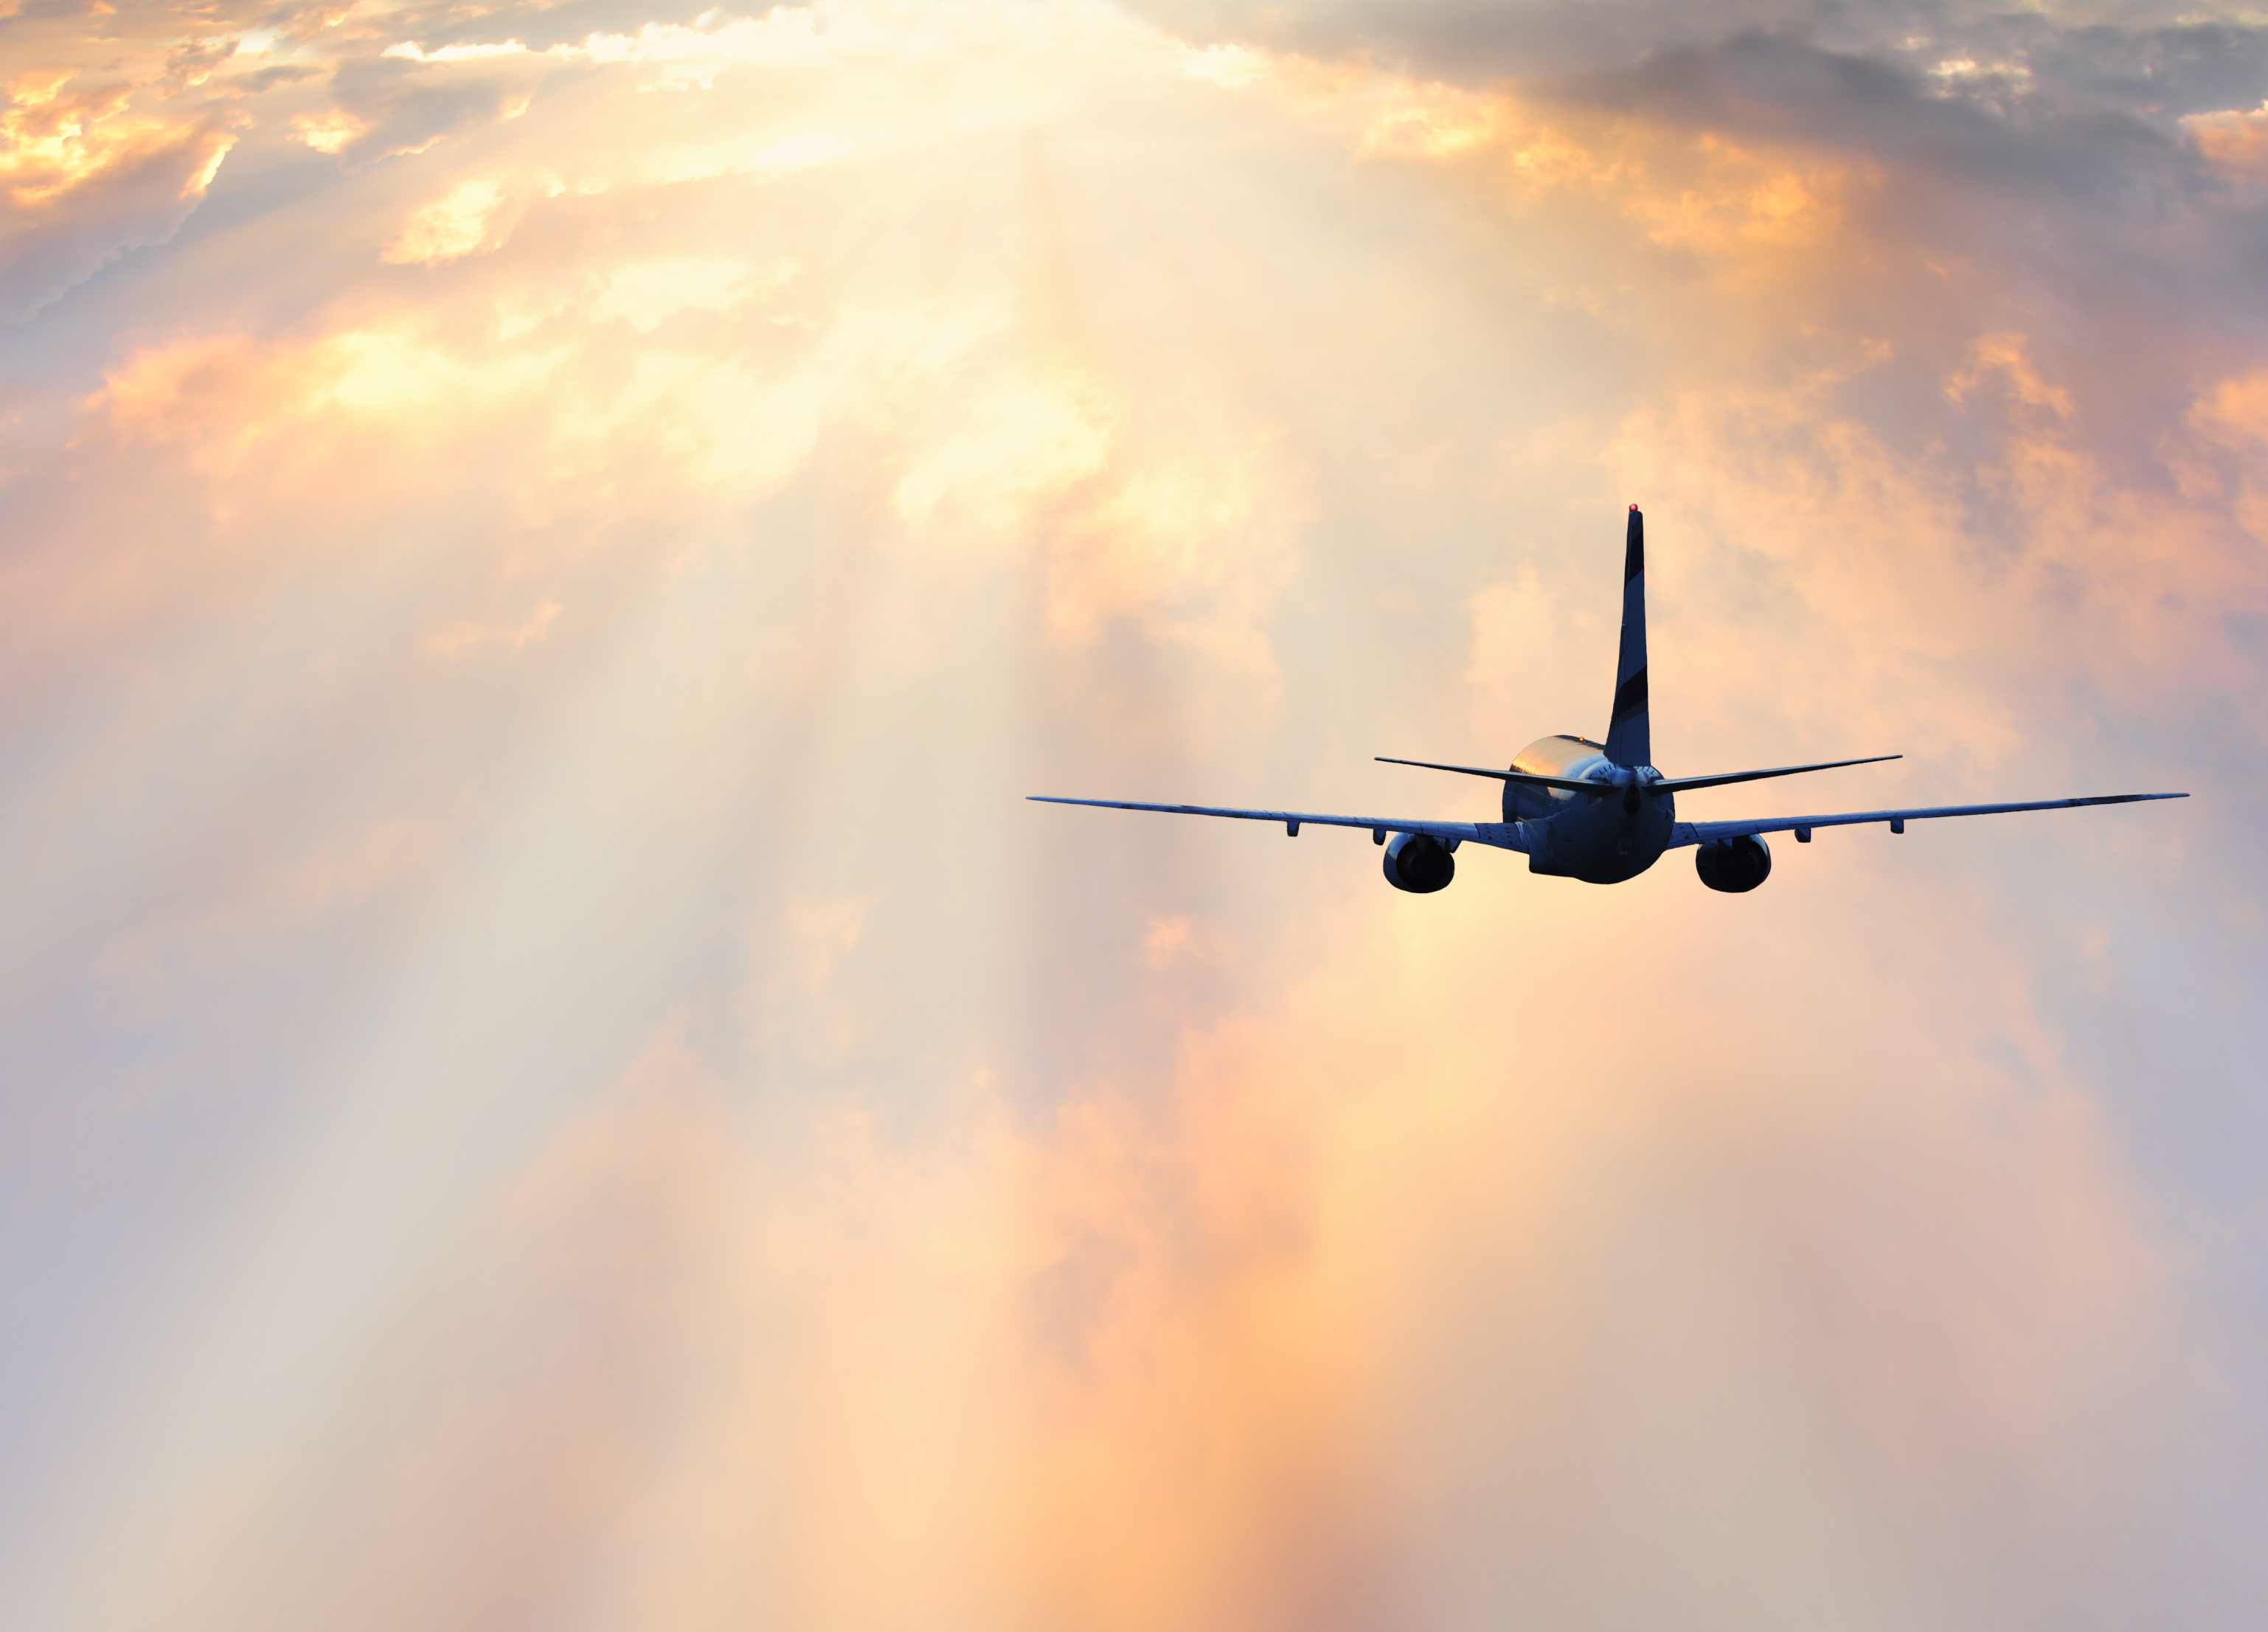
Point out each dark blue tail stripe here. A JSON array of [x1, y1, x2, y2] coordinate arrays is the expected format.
[[1612, 665, 1648, 726]]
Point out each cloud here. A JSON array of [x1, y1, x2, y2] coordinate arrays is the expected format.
[[2189, 105, 2268, 183], [382, 178, 511, 263], [125, 891, 2188, 1631], [1553, 31, 2219, 221], [316, 52, 539, 168], [426, 596, 561, 654], [0, 70, 239, 322], [1132, 0, 2268, 117], [123, 986, 1395, 1632], [592, 257, 773, 331], [0, 1, 378, 322], [3, 4, 2265, 1631], [1134, 0, 2268, 347]]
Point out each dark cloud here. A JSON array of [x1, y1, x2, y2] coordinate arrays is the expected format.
[[1138, 1, 2268, 455], [1586, 31, 2268, 400], [1564, 32, 2212, 212], [1131, 0, 2268, 120], [1137, 0, 2267, 206], [1896, 15, 2268, 119]]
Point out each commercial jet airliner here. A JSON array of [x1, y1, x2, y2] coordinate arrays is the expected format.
[[1030, 507, 2186, 894]]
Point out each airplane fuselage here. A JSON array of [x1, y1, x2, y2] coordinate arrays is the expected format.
[[1508, 735, 1676, 883]]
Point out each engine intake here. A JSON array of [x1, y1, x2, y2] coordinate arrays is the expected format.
[[1384, 831, 1455, 894], [1695, 834, 1772, 893]]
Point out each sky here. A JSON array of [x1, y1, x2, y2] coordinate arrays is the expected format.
[[2, 1, 2265, 1628]]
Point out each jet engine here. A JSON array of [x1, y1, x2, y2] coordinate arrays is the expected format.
[[1695, 834, 1772, 892], [1383, 831, 1455, 894]]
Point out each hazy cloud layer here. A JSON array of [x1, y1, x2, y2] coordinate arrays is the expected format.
[[1, 2, 2264, 1630], [1134, 0, 2268, 115]]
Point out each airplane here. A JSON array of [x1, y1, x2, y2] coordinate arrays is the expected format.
[[1030, 507, 2186, 894]]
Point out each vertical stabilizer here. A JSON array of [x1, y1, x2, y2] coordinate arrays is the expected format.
[[1603, 505, 1650, 768]]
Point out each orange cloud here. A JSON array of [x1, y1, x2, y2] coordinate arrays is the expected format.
[[0, 68, 237, 319], [2188, 108, 2268, 184], [122, 874, 2177, 1631]]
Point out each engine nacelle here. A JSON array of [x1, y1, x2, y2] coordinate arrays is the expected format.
[[1695, 834, 1772, 893], [1383, 831, 1455, 894]]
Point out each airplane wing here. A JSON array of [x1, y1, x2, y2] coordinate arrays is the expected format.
[[1671, 791, 2186, 847], [1027, 796, 1531, 851]]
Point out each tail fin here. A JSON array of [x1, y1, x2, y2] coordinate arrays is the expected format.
[[1603, 504, 1650, 768]]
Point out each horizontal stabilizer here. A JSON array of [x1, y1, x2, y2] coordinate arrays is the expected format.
[[1373, 756, 1605, 794], [1649, 754, 1901, 794], [1375, 752, 1901, 797]]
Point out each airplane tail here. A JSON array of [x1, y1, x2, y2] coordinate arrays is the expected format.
[[1603, 504, 1649, 768]]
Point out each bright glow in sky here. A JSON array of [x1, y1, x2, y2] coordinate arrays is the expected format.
[[4, 1, 2266, 1628]]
